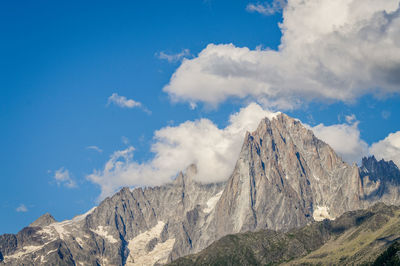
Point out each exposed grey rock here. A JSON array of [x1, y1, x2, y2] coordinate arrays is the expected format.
[[29, 213, 56, 228], [0, 164, 225, 265], [1, 113, 400, 265], [360, 155, 400, 204]]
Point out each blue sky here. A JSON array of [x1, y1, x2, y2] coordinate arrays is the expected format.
[[1, 0, 400, 234]]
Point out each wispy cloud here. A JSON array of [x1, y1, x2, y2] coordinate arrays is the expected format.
[[156, 49, 191, 63], [107, 93, 151, 114], [246, 0, 286, 16], [345, 114, 356, 124], [107, 93, 142, 108], [16, 204, 28, 213], [54, 167, 77, 188], [86, 145, 103, 153]]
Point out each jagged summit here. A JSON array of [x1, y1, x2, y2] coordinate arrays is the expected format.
[[29, 213, 56, 228], [172, 164, 198, 186], [1, 113, 400, 265], [361, 155, 400, 180], [359, 155, 400, 203], [211, 113, 363, 240]]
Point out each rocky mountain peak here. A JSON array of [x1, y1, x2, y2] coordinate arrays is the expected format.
[[2, 113, 400, 266], [29, 213, 56, 228], [359, 155, 400, 201], [212, 112, 364, 239], [361, 156, 400, 181], [173, 164, 197, 187]]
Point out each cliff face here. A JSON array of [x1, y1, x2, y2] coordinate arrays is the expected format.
[[1, 114, 399, 266], [213, 114, 362, 236], [360, 155, 400, 204]]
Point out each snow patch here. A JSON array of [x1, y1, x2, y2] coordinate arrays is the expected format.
[[75, 237, 84, 247], [92, 226, 118, 243], [40, 206, 97, 241], [126, 221, 175, 266], [313, 206, 334, 221], [50, 221, 70, 240], [45, 248, 58, 256], [4, 244, 45, 260], [204, 190, 223, 213], [71, 207, 96, 222]]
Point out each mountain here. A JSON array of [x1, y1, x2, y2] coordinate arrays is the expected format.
[[1, 113, 400, 265], [360, 155, 400, 203], [28, 213, 56, 228], [169, 203, 400, 265], [0, 165, 225, 265]]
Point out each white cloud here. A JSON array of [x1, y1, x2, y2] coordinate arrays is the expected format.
[[86, 145, 103, 153], [307, 116, 400, 167], [87, 101, 398, 200], [108, 93, 142, 108], [309, 118, 369, 164], [87, 103, 279, 200], [246, 0, 286, 16], [16, 204, 28, 213], [156, 49, 191, 63], [164, 0, 400, 109], [345, 114, 356, 124], [107, 93, 151, 114], [370, 131, 400, 167], [54, 167, 77, 188]]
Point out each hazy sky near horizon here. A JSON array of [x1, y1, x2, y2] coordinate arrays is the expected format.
[[1, 0, 400, 233]]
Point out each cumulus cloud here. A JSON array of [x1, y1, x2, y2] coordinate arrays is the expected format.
[[309, 118, 369, 164], [370, 131, 400, 167], [16, 204, 28, 213], [87, 101, 398, 200], [164, 0, 400, 109], [107, 93, 151, 114], [308, 117, 400, 167], [54, 168, 77, 188], [246, 0, 286, 16], [87, 103, 279, 200], [86, 145, 103, 153], [156, 49, 191, 63]]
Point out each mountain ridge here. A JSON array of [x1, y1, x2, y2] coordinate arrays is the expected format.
[[168, 202, 400, 265], [1, 113, 400, 265]]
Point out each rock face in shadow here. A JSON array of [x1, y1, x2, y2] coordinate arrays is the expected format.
[[360, 155, 400, 203], [1, 114, 400, 265]]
